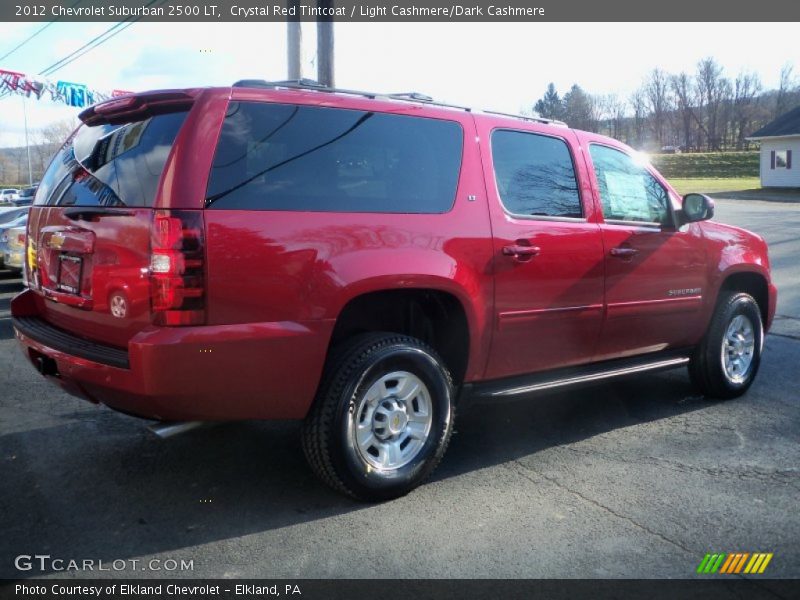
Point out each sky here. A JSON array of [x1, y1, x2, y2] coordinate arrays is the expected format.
[[0, 21, 798, 146]]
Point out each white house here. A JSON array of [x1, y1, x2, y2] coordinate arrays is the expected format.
[[747, 106, 800, 188]]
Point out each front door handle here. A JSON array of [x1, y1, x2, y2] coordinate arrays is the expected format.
[[502, 244, 541, 260], [610, 247, 639, 258]]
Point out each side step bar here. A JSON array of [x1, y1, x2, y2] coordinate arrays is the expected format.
[[462, 350, 692, 405]]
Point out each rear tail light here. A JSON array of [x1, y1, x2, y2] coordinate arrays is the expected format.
[[17, 233, 26, 245], [150, 210, 205, 326]]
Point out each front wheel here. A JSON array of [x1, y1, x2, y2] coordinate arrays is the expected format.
[[302, 333, 454, 501], [689, 291, 763, 399]]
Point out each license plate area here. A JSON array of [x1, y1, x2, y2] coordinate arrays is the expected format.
[[57, 254, 83, 294]]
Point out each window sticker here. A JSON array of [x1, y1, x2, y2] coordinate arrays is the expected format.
[[603, 171, 650, 221]]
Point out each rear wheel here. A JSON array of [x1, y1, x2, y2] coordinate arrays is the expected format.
[[689, 291, 763, 399], [302, 333, 454, 501]]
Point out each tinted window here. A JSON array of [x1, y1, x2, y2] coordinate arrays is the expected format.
[[491, 130, 582, 218], [206, 102, 463, 213], [36, 111, 188, 207], [589, 144, 671, 225]]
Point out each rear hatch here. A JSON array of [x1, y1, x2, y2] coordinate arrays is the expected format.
[[26, 91, 201, 349]]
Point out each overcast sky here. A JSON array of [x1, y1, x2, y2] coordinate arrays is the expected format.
[[0, 21, 798, 146]]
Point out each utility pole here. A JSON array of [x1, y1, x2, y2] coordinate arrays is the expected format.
[[316, 0, 335, 87], [287, 0, 302, 80]]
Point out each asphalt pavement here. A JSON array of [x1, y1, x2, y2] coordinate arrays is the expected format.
[[0, 198, 798, 579]]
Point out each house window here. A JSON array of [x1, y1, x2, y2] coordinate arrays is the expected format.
[[771, 150, 792, 169]]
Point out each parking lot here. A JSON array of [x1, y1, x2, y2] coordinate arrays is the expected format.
[[1, 198, 798, 579]]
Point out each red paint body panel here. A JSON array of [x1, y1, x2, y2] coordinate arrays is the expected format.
[[474, 119, 606, 378], [12, 85, 777, 421], [14, 288, 332, 420]]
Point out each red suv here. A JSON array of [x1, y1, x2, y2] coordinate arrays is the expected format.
[[12, 81, 777, 500]]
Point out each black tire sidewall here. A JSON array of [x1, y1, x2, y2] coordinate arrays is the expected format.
[[331, 345, 452, 498], [709, 294, 763, 395]]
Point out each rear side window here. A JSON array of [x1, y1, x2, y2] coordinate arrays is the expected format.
[[491, 129, 582, 218], [205, 102, 463, 213], [35, 111, 188, 207]]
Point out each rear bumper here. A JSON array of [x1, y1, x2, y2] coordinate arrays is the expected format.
[[11, 289, 333, 421]]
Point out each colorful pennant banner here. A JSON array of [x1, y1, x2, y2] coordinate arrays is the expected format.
[[0, 67, 132, 108]]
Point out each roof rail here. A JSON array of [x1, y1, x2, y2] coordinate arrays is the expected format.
[[481, 109, 567, 127], [231, 79, 473, 112], [231, 79, 569, 126]]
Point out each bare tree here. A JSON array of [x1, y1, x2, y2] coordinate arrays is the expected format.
[[671, 72, 696, 151], [696, 57, 726, 150], [733, 72, 762, 149], [603, 94, 627, 141], [645, 68, 672, 148], [776, 63, 797, 117], [629, 88, 648, 149]]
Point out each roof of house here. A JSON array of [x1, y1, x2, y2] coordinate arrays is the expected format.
[[749, 105, 800, 139]]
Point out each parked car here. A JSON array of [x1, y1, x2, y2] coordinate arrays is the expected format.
[[0, 188, 20, 203], [11, 82, 777, 500], [0, 209, 29, 269], [13, 185, 38, 206], [1, 225, 26, 272]]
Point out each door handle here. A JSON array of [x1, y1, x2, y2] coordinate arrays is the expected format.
[[502, 244, 541, 260], [610, 247, 639, 258]]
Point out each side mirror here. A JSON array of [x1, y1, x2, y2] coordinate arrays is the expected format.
[[679, 193, 715, 226]]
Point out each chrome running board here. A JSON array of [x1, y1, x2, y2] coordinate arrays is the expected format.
[[463, 350, 692, 404]]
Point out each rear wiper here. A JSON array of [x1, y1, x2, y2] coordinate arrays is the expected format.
[[63, 207, 135, 221]]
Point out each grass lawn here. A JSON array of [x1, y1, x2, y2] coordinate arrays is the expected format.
[[667, 177, 761, 195]]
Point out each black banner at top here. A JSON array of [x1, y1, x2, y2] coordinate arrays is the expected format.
[[2, 0, 797, 22]]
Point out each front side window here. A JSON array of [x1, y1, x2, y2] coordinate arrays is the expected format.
[[205, 102, 463, 213], [589, 144, 671, 226], [490, 129, 582, 218]]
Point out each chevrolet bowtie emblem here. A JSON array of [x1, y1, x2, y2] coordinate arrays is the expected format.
[[50, 232, 66, 249]]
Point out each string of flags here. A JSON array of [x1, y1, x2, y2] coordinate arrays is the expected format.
[[0, 68, 133, 108]]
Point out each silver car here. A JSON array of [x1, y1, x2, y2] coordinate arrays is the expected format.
[[1, 224, 26, 271], [0, 210, 28, 269]]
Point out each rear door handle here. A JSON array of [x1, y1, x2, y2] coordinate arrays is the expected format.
[[610, 247, 639, 258], [502, 244, 541, 259]]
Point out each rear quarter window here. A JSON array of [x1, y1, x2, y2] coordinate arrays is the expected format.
[[205, 102, 464, 213]]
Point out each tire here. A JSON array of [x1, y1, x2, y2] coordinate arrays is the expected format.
[[302, 332, 455, 501], [689, 291, 763, 399]]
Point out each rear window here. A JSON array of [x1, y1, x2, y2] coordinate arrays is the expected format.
[[205, 102, 463, 213], [35, 111, 188, 208]]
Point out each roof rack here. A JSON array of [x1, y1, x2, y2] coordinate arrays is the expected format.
[[231, 79, 565, 126], [232, 78, 471, 112], [482, 109, 567, 127]]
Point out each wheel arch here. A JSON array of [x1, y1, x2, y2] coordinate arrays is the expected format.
[[328, 285, 477, 386], [714, 267, 771, 328]]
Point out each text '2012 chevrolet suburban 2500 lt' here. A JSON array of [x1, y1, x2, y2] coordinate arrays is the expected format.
[[12, 80, 777, 501]]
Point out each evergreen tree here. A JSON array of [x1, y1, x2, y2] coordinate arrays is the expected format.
[[534, 83, 564, 120]]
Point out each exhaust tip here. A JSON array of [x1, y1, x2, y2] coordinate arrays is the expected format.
[[147, 421, 206, 439]]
